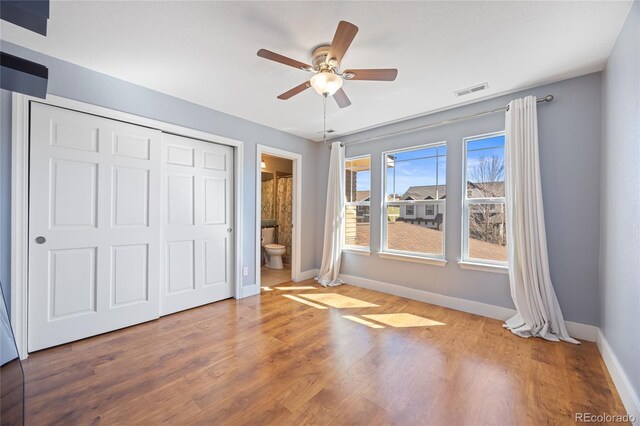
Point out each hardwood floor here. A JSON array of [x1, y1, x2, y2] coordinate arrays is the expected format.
[[261, 265, 292, 287], [23, 281, 627, 425]]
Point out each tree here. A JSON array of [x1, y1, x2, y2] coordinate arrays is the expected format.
[[468, 155, 504, 198], [467, 155, 506, 246]]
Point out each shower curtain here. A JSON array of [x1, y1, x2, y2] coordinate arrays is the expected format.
[[261, 179, 274, 219], [276, 175, 293, 262]]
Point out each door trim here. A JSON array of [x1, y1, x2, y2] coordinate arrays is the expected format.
[[255, 144, 303, 290], [11, 93, 245, 359]]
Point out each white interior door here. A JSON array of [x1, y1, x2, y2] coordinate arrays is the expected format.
[[28, 103, 162, 351], [161, 134, 234, 315], [29, 103, 162, 351]]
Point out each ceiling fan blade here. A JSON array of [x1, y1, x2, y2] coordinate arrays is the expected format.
[[343, 69, 398, 81], [333, 88, 351, 108], [277, 81, 311, 100], [257, 49, 312, 71], [327, 21, 359, 65]]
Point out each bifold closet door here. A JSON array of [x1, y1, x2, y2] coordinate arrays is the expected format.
[[160, 134, 234, 316], [28, 103, 162, 351]]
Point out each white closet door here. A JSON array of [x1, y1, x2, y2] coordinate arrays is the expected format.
[[161, 134, 234, 315], [28, 103, 162, 351]]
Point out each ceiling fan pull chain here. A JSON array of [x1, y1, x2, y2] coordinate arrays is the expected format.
[[323, 93, 328, 143]]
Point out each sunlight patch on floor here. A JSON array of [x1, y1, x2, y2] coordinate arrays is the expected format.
[[362, 313, 446, 328], [274, 286, 317, 290], [261, 287, 273, 292], [298, 293, 379, 308], [342, 315, 385, 329], [282, 294, 328, 310]]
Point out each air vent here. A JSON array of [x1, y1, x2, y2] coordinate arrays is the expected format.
[[454, 82, 488, 97], [317, 129, 335, 134]]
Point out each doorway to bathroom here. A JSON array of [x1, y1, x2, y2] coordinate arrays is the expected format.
[[255, 145, 302, 289]]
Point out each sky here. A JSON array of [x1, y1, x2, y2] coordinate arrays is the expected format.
[[350, 135, 505, 197]]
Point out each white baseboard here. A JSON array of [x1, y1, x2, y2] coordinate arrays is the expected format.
[[565, 320, 598, 342], [296, 269, 319, 282], [597, 330, 640, 423], [240, 284, 259, 298], [339, 273, 598, 342]]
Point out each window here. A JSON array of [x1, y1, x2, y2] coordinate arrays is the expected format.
[[383, 143, 446, 258], [345, 156, 371, 249], [462, 133, 507, 264]]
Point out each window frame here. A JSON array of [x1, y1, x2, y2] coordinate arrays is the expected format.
[[344, 154, 371, 251], [461, 131, 508, 267], [381, 141, 447, 261]]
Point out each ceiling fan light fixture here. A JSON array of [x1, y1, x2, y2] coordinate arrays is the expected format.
[[310, 71, 343, 96]]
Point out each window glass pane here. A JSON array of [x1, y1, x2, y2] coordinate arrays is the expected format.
[[345, 205, 369, 247], [466, 135, 505, 198], [345, 156, 370, 248], [467, 203, 507, 262], [384, 144, 446, 257], [345, 157, 371, 203], [387, 204, 444, 256], [467, 135, 504, 151], [393, 146, 437, 161], [385, 144, 446, 201]]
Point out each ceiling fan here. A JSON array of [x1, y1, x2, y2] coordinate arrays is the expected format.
[[257, 21, 398, 108]]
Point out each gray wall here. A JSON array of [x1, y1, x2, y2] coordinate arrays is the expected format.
[[0, 41, 318, 292], [316, 73, 602, 326], [600, 0, 640, 407]]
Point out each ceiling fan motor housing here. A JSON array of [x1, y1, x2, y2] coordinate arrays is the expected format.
[[312, 45, 334, 71]]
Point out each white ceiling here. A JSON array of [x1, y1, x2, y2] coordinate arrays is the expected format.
[[1, 1, 632, 140]]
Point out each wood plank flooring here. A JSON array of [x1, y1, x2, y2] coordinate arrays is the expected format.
[[23, 281, 628, 425], [260, 265, 292, 287]]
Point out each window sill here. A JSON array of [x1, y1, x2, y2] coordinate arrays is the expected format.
[[342, 247, 371, 256], [377, 251, 447, 266], [458, 261, 509, 275]]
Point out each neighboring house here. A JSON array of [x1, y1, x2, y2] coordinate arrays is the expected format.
[[397, 185, 447, 230], [396, 182, 505, 234], [352, 191, 403, 223]]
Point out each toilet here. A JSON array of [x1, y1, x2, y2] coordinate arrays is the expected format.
[[261, 227, 286, 269]]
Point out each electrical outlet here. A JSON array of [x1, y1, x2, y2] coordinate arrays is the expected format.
[[243, 267, 248, 276]]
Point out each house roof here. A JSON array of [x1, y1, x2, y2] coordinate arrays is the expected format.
[[401, 185, 447, 200], [356, 191, 370, 202], [399, 182, 504, 200], [466, 181, 504, 198]]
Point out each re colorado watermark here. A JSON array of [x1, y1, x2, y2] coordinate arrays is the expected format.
[[575, 412, 636, 423]]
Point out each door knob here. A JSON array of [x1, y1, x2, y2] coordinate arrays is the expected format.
[[227, 228, 232, 233], [35, 236, 46, 244]]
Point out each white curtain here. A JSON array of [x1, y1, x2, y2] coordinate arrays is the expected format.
[[504, 96, 578, 344], [317, 142, 345, 287]]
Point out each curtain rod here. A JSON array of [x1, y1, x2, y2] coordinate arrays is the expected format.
[[329, 95, 553, 148]]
